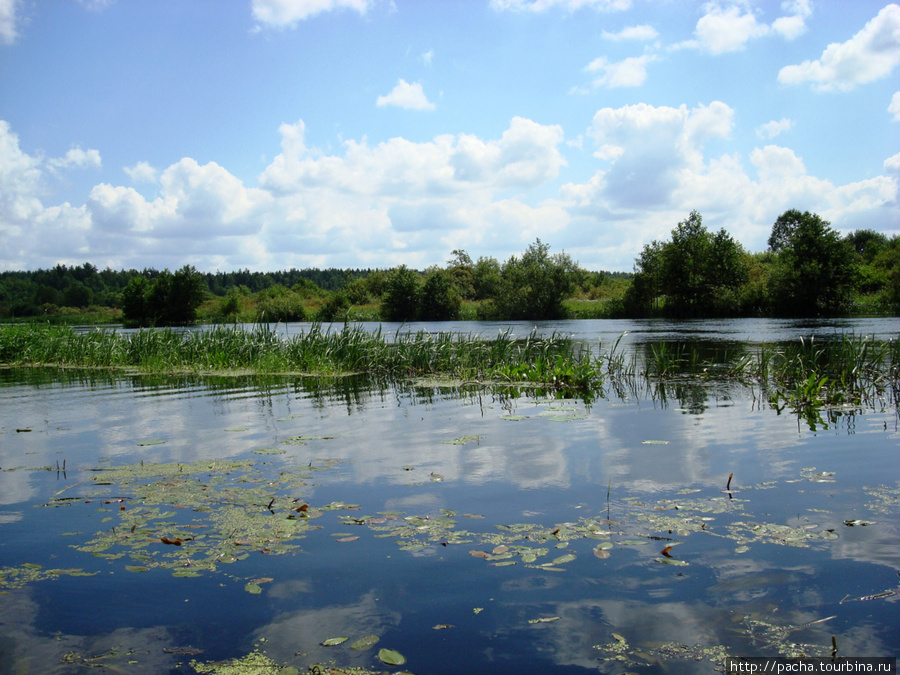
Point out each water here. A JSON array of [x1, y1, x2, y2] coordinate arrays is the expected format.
[[1, 319, 898, 673]]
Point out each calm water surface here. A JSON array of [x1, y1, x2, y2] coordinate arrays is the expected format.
[[1, 319, 898, 673]]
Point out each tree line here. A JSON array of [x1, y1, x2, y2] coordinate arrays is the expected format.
[[1, 208, 897, 325]]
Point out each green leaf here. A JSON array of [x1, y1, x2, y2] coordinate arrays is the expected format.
[[320, 637, 349, 646], [377, 648, 406, 666], [350, 635, 379, 650]]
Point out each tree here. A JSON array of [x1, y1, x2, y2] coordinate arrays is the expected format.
[[659, 211, 747, 316], [381, 266, 422, 322], [623, 240, 664, 317], [472, 256, 501, 301], [446, 249, 475, 300], [122, 265, 207, 325], [766, 210, 858, 316], [419, 269, 461, 321], [624, 212, 747, 317], [494, 239, 580, 320], [121, 276, 151, 324]]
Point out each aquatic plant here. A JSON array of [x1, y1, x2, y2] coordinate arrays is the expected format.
[[1, 326, 896, 421]]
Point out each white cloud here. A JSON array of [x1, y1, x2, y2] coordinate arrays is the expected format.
[[555, 103, 898, 266], [778, 4, 900, 91], [376, 79, 436, 111], [772, 0, 812, 40], [1, 109, 895, 273], [47, 147, 102, 172], [124, 161, 158, 183], [490, 0, 631, 12], [421, 49, 433, 65], [583, 101, 734, 209], [601, 24, 658, 41], [89, 158, 271, 239], [0, 120, 44, 224], [890, 92, 900, 120], [756, 118, 792, 139], [251, 0, 373, 27], [76, 0, 116, 10], [695, 4, 770, 54], [689, 1, 813, 54], [0, 0, 19, 46], [585, 54, 656, 87], [886, 152, 900, 176]]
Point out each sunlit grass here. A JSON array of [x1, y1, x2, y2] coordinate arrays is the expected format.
[[1, 325, 896, 412]]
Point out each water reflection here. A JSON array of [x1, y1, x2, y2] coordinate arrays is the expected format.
[[0, 366, 898, 673]]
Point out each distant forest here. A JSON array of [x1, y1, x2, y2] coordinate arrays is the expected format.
[[1, 209, 897, 324]]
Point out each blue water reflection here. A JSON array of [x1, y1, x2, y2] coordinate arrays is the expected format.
[[0, 338, 898, 672]]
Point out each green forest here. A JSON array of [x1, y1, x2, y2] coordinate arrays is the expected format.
[[2, 209, 898, 325]]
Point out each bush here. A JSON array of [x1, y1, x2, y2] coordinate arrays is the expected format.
[[255, 285, 307, 323], [316, 293, 351, 322], [419, 269, 461, 321], [381, 266, 422, 321], [493, 239, 580, 320]]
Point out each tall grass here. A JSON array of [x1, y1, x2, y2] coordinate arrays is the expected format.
[[1, 325, 896, 407], [0, 324, 598, 388]]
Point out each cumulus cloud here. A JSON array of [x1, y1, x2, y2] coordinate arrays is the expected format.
[[1, 108, 896, 273], [583, 101, 733, 209], [756, 118, 792, 139], [778, 4, 900, 91], [376, 79, 436, 111], [601, 24, 658, 41], [47, 147, 102, 173], [685, 1, 813, 54], [891, 92, 900, 121], [771, 0, 812, 40], [585, 54, 656, 88], [554, 102, 897, 265], [89, 158, 271, 239], [490, 0, 631, 12], [0, 0, 19, 46], [695, 4, 770, 54], [251, 0, 373, 27], [886, 152, 900, 176], [124, 161, 158, 183]]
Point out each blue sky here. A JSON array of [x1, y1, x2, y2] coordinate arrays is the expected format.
[[1, 0, 898, 273]]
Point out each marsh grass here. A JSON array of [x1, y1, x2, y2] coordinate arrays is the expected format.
[[1, 325, 896, 411], [0, 324, 597, 387]]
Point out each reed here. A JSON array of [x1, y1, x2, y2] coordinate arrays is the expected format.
[[1, 326, 896, 407], [0, 324, 597, 388]]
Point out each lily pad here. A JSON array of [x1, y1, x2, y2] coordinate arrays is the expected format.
[[350, 635, 379, 650], [321, 637, 349, 646], [377, 649, 406, 666]]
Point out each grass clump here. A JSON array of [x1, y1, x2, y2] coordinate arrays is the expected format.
[[0, 324, 599, 389]]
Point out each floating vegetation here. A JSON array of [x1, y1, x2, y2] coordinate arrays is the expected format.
[[44, 457, 348, 578], [863, 484, 900, 514], [376, 648, 406, 666], [0, 563, 97, 591], [190, 649, 297, 675], [442, 434, 483, 445]]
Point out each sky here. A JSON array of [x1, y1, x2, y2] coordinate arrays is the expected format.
[[1, 0, 899, 274]]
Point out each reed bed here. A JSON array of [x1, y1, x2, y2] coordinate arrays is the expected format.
[[0, 324, 598, 388], [1, 325, 896, 408]]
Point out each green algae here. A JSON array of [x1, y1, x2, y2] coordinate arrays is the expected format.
[[55, 457, 344, 578], [0, 564, 97, 591], [190, 649, 298, 674]]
